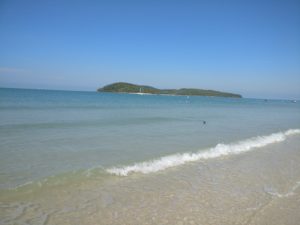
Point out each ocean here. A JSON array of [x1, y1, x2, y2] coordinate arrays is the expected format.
[[1, 87, 300, 225]]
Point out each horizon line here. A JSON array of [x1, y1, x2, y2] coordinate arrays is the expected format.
[[0, 86, 299, 101]]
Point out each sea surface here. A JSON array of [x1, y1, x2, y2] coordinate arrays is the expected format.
[[1, 87, 300, 225]]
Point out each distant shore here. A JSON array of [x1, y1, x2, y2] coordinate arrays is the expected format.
[[97, 82, 242, 98]]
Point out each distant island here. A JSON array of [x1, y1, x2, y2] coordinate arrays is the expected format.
[[97, 82, 242, 98]]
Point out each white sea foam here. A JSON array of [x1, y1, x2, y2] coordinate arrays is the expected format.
[[106, 129, 300, 176]]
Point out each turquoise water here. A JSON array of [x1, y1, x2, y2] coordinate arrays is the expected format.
[[0, 88, 300, 189]]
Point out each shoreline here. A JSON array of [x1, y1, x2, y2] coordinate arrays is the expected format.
[[100, 91, 243, 98], [1, 129, 298, 191], [1, 133, 300, 225]]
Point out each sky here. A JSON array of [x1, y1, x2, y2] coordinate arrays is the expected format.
[[0, 0, 300, 99]]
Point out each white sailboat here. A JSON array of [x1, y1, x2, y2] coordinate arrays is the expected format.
[[136, 87, 145, 95]]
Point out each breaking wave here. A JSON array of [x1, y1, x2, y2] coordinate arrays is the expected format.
[[107, 129, 300, 176]]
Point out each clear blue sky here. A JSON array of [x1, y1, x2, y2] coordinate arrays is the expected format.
[[0, 0, 300, 99]]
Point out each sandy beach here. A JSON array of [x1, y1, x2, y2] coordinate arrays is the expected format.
[[1, 134, 300, 225]]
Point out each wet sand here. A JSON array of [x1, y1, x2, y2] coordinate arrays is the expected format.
[[1, 135, 300, 225]]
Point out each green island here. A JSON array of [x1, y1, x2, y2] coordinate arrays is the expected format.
[[97, 82, 242, 98]]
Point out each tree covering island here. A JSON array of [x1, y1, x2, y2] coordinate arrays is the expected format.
[[97, 82, 242, 98]]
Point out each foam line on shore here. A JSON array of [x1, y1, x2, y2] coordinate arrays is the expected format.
[[107, 129, 300, 176]]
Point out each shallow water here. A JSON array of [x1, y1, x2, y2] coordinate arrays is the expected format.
[[1, 135, 300, 225], [0, 88, 300, 224], [1, 88, 299, 189]]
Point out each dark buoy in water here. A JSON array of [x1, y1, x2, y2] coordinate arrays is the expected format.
[[203, 120, 206, 125]]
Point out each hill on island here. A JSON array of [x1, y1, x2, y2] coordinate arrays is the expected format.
[[97, 82, 242, 98]]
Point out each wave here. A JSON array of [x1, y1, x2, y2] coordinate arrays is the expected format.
[[107, 129, 300, 176], [264, 181, 300, 198]]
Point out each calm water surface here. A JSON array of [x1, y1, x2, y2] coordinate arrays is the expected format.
[[0, 88, 299, 189]]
